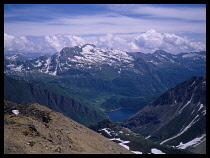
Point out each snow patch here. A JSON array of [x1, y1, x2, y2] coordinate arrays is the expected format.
[[182, 53, 196, 58], [147, 60, 158, 64], [151, 148, 165, 154], [110, 137, 143, 154], [176, 134, 206, 149], [101, 128, 112, 136], [145, 135, 151, 139], [201, 110, 206, 116], [177, 96, 193, 115], [7, 55, 18, 60], [160, 114, 200, 145], [50, 70, 57, 76], [12, 110, 19, 115], [198, 103, 204, 111], [119, 142, 130, 150], [7, 64, 16, 68], [33, 60, 42, 67], [12, 65, 23, 72], [131, 151, 143, 154], [190, 81, 196, 87], [44, 57, 51, 73]]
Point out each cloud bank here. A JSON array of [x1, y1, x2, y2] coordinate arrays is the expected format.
[[45, 34, 86, 52], [4, 30, 206, 54], [134, 29, 206, 53]]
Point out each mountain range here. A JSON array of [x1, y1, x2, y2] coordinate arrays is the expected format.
[[4, 44, 206, 80], [4, 44, 206, 111]]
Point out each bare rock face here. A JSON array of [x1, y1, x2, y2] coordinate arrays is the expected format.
[[4, 100, 133, 154]]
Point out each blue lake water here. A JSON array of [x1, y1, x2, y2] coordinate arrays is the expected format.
[[106, 109, 139, 123]]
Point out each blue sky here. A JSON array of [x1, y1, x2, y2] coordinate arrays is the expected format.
[[4, 4, 206, 53]]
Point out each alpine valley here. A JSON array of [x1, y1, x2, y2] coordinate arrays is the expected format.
[[4, 44, 206, 154]]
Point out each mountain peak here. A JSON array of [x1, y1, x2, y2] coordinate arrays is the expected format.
[[154, 50, 168, 55], [81, 43, 97, 49], [60, 46, 82, 58]]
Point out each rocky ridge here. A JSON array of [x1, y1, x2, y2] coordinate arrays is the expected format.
[[4, 100, 133, 154]]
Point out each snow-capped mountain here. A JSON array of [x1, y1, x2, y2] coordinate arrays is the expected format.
[[4, 44, 134, 76], [122, 76, 206, 154], [4, 44, 205, 77]]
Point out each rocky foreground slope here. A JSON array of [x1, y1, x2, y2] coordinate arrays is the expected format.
[[4, 100, 133, 154]]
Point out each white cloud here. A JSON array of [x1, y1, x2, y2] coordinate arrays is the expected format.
[[4, 33, 34, 52], [45, 34, 86, 52], [4, 5, 206, 54], [134, 29, 206, 53], [93, 34, 134, 51], [4, 33, 87, 53], [4, 30, 206, 55], [134, 29, 163, 49]]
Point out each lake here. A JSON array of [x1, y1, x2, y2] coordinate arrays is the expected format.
[[106, 109, 139, 123]]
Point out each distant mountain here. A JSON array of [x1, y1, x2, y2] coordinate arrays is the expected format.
[[4, 44, 134, 76], [121, 76, 206, 154], [4, 74, 107, 125], [4, 51, 53, 59], [5, 54, 30, 61], [4, 44, 206, 111], [4, 44, 206, 78], [4, 100, 132, 154]]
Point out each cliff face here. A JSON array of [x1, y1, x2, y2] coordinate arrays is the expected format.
[[4, 100, 133, 154]]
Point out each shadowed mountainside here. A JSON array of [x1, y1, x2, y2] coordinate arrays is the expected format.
[[4, 74, 107, 125]]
